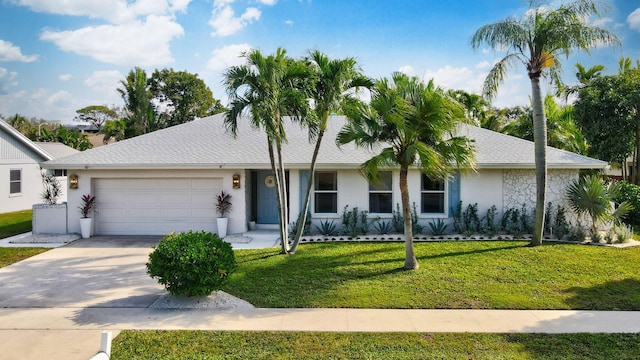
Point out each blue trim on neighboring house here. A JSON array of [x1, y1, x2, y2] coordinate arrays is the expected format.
[[448, 171, 461, 217], [299, 170, 310, 215]]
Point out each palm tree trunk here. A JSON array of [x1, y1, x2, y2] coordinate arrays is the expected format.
[[634, 121, 640, 185], [400, 165, 418, 270], [530, 76, 547, 246], [276, 137, 289, 251], [289, 129, 325, 254], [267, 136, 288, 254]]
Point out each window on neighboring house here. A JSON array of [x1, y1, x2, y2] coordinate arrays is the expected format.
[[421, 175, 445, 214], [369, 171, 393, 213], [314, 171, 337, 213], [52, 169, 67, 177], [9, 169, 21, 195]]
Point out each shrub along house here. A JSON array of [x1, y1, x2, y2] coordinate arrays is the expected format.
[[41, 113, 606, 237]]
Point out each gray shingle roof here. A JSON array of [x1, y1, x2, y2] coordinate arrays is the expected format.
[[35, 142, 79, 159], [41, 113, 606, 170]]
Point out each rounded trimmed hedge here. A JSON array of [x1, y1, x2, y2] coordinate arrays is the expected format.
[[146, 230, 237, 297]]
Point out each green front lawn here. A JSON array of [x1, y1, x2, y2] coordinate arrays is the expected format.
[[0, 247, 48, 268], [112, 331, 640, 360], [224, 241, 640, 310], [0, 210, 32, 239]]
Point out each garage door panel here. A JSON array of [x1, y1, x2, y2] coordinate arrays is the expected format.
[[94, 178, 221, 235]]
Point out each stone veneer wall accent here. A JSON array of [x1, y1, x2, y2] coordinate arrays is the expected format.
[[502, 169, 582, 226]]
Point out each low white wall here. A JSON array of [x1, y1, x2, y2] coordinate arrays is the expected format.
[[32, 203, 67, 234]]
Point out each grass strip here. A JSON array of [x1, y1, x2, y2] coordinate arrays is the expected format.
[[112, 331, 640, 360], [0, 210, 32, 239]]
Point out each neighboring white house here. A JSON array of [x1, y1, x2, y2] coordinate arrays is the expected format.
[[41, 113, 607, 236], [1, 120, 79, 214]]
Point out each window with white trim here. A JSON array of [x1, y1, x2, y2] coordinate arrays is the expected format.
[[314, 171, 337, 213], [421, 175, 445, 213], [9, 169, 22, 194], [52, 169, 67, 177], [369, 171, 393, 213]]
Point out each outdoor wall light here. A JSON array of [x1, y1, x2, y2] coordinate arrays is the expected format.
[[69, 174, 79, 189], [232, 174, 241, 189]]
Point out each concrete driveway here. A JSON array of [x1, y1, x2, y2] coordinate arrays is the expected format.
[[0, 236, 165, 309], [0, 236, 164, 360]]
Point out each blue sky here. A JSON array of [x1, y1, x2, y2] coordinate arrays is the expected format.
[[0, 0, 638, 123]]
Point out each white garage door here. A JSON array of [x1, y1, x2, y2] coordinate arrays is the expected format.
[[94, 178, 222, 235]]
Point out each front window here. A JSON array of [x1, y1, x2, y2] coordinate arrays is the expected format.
[[421, 175, 445, 213], [52, 169, 67, 177], [9, 169, 21, 194], [314, 171, 337, 213], [369, 171, 393, 213]]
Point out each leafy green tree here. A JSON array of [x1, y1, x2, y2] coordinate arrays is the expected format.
[[290, 50, 372, 253], [101, 119, 127, 144], [502, 96, 587, 155], [5, 114, 37, 138], [337, 73, 475, 270], [573, 68, 639, 181], [149, 69, 216, 128], [74, 105, 117, 131], [471, 0, 619, 246], [224, 48, 312, 254]]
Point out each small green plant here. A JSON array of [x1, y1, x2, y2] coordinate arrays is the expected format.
[[553, 205, 570, 240], [40, 172, 62, 205], [289, 212, 311, 237], [590, 230, 602, 243], [316, 219, 338, 236], [451, 201, 463, 233], [604, 229, 615, 244], [146, 230, 237, 297], [614, 224, 633, 243], [462, 203, 481, 234], [392, 203, 404, 233], [215, 191, 232, 217], [428, 218, 448, 235], [341, 205, 370, 237], [482, 205, 498, 235], [519, 204, 531, 234], [411, 202, 423, 234], [78, 194, 96, 218], [374, 220, 394, 235], [567, 225, 587, 242]]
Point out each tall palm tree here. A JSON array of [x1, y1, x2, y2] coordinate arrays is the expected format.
[[289, 50, 372, 254], [471, 0, 619, 245], [117, 67, 155, 137], [337, 73, 475, 270], [224, 48, 311, 254]]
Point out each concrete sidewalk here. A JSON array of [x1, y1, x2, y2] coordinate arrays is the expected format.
[[1, 307, 640, 360]]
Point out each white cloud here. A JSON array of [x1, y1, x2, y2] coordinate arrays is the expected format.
[[628, 8, 640, 31], [258, 0, 278, 5], [210, 2, 261, 37], [475, 61, 491, 69], [422, 65, 484, 94], [40, 15, 184, 66], [0, 39, 38, 62], [0, 87, 81, 121], [398, 65, 415, 76], [84, 70, 123, 95], [59, 74, 72, 81], [9, 0, 192, 24], [0, 67, 18, 94], [206, 43, 252, 73], [285, 19, 293, 26]]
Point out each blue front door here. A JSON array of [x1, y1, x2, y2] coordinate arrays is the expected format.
[[256, 170, 278, 224]]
